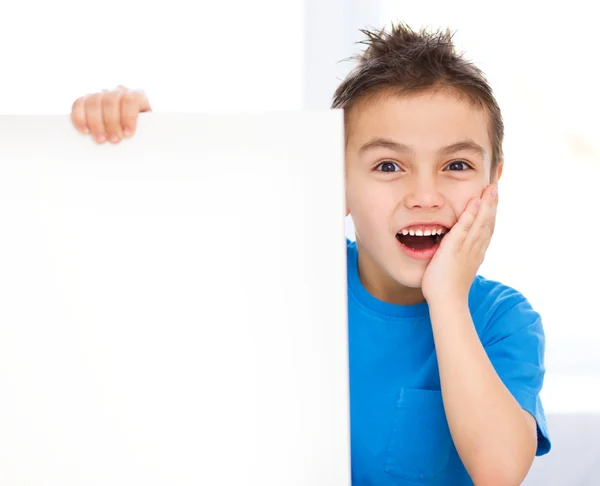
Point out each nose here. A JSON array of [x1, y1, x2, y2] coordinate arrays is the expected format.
[[403, 176, 445, 210]]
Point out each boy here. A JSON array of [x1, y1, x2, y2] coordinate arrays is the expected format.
[[70, 23, 550, 485]]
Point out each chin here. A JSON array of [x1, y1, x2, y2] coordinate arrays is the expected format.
[[392, 273, 424, 290], [386, 264, 426, 290]]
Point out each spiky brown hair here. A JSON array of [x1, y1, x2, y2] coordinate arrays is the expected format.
[[332, 22, 504, 170]]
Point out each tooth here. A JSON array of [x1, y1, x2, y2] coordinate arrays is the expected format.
[[402, 229, 409, 235], [415, 229, 423, 236], [423, 229, 431, 236], [409, 229, 415, 236]]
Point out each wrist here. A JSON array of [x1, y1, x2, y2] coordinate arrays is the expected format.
[[427, 291, 469, 310], [427, 295, 471, 320]]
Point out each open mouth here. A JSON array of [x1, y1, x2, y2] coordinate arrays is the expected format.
[[395, 225, 449, 251]]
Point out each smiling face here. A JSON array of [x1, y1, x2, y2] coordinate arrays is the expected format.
[[345, 88, 503, 305]]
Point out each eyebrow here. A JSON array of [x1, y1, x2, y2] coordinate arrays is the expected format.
[[359, 137, 415, 155], [440, 141, 486, 159], [358, 137, 487, 159]]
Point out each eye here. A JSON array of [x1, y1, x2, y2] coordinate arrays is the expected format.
[[375, 161, 402, 173], [445, 160, 472, 171]]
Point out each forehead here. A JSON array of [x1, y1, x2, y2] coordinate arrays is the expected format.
[[345, 89, 492, 155]]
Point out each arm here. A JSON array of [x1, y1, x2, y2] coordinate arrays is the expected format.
[[421, 184, 548, 485], [429, 300, 537, 486]]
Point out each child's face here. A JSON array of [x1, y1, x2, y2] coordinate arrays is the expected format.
[[344, 89, 502, 303]]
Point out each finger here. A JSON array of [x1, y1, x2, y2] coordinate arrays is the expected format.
[[445, 197, 481, 249], [84, 93, 106, 143], [71, 96, 89, 134], [466, 184, 498, 252], [459, 197, 481, 234], [102, 89, 125, 143]]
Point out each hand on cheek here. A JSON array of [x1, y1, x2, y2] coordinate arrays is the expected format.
[[421, 184, 498, 304]]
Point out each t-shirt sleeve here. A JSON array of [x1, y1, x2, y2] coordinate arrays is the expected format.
[[481, 294, 551, 456]]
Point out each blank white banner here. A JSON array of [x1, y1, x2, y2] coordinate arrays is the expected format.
[[0, 112, 350, 485]]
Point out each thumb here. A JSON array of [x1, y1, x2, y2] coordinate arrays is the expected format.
[[133, 89, 152, 113], [116, 85, 152, 113]]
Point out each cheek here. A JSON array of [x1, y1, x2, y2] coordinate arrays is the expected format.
[[346, 180, 394, 230], [346, 177, 395, 214], [447, 184, 486, 216]]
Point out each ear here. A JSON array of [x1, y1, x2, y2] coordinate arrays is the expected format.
[[491, 163, 503, 183]]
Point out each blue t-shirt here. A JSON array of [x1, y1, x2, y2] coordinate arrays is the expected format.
[[346, 239, 551, 485]]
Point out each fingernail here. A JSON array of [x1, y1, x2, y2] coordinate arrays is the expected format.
[[82, 126, 89, 134], [109, 134, 119, 143], [476, 198, 482, 208], [123, 128, 132, 137], [95, 133, 106, 143], [491, 185, 498, 198]]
